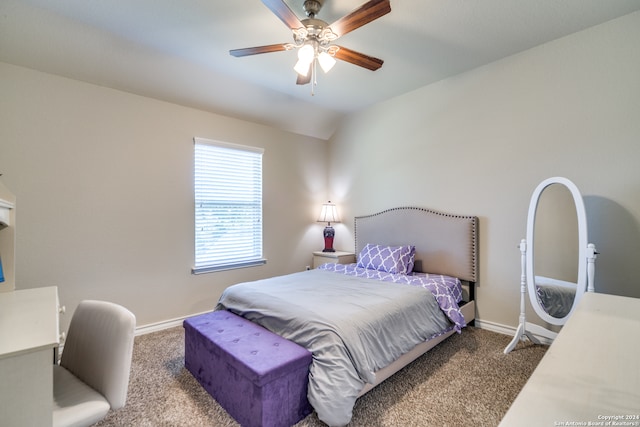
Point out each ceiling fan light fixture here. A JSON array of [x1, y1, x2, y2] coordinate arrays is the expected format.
[[294, 58, 311, 76], [230, 0, 390, 92], [317, 51, 336, 73], [298, 43, 315, 62]]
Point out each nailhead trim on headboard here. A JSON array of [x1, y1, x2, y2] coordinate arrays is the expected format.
[[354, 207, 478, 283]]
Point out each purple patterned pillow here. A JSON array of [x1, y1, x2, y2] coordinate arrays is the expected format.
[[357, 244, 415, 275], [402, 246, 416, 274]]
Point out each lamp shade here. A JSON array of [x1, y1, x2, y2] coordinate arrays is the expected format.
[[317, 201, 340, 224], [298, 43, 314, 62], [294, 58, 311, 76], [317, 51, 336, 73]]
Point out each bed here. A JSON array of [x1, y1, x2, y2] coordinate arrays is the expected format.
[[215, 207, 478, 426]]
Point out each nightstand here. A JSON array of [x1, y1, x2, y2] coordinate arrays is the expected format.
[[312, 251, 356, 269]]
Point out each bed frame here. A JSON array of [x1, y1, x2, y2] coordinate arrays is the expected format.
[[354, 207, 479, 396]]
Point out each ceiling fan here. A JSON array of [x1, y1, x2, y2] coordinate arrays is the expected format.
[[230, 0, 391, 92]]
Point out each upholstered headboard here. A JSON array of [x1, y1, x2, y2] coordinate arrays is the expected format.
[[354, 207, 478, 283]]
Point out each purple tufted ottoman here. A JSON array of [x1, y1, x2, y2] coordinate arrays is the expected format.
[[184, 310, 313, 427]]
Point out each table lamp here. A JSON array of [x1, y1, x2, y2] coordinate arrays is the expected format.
[[317, 201, 340, 252]]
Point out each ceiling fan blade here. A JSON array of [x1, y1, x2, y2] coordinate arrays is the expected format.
[[262, 0, 304, 30], [229, 44, 291, 57], [329, 0, 391, 38], [296, 64, 312, 85], [334, 46, 384, 71]]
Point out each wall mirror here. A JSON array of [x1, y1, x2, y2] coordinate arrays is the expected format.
[[505, 177, 597, 353]]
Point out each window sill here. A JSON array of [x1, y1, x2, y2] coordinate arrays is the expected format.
[[192, 259, 267, 274]]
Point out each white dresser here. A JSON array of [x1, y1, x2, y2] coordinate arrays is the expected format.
[[0, 286, 61, 427], [500, 292, 640, 426]]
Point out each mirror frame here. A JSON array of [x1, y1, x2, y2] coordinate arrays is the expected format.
[[525, 177, 588, 325]]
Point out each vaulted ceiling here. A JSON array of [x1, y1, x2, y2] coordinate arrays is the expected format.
[[2, 0, 639, 139]]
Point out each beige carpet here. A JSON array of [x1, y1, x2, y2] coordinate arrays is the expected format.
[[95, 325, 546, 427]]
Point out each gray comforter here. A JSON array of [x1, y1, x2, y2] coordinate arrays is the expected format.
[[215, 269, 453, 426]]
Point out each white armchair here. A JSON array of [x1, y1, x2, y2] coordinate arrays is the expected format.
[[53, 300, 136, 427]]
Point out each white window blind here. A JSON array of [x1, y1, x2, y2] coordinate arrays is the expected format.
[[193, 138, 265, 273]]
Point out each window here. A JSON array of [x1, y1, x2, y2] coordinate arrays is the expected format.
[[193, 137, 265, 273]]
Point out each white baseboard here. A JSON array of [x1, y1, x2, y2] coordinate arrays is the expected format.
[[136, 310, 508, 338], [474, 318, 554, 345], [135, 310, 211, 336], [57, 311, 209, 358], [473, 318, 516, 336], [135, 314, 519, 337], [133, 312, 555, 346]]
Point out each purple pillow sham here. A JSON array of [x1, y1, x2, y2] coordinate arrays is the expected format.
[[356, 244, 416, 275]]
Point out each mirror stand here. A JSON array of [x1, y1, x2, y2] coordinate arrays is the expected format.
[[504, 240, 597, 353], [504, 240, 544, 353]]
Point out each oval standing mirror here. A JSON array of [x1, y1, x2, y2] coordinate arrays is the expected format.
[[505, 177, 597, 353], [526, 177, 587, 325], [531, 183, 578, 320]]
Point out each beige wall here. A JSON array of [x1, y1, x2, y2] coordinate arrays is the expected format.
[[328, 11, 640, 330], [0, 62, 328, 331], [1, 11, 639, 336]]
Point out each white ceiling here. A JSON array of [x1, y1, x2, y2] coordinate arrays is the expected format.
[[1, 0, 639, 140]]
